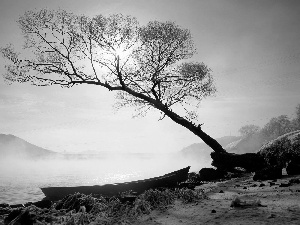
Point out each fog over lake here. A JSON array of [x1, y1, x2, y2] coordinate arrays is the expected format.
[[0, 153, 209, 204]]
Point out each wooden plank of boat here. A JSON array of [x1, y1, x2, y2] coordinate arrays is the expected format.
[[41, 166, 190, 201]]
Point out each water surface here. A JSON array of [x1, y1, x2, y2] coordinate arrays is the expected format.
[[0, 155, 201, 204]]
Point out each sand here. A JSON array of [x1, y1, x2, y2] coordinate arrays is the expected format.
[[133, 173, 300, 225]]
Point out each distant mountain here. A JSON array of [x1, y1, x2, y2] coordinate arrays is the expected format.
[[77, 150, 157, 158], [181, 136, 241, 155], [0, 134, 58, 159], [225, 133, 265, 154], [179, 136, 240, 168]]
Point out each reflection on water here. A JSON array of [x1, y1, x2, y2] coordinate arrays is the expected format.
[[0, 155, 204, 204], [0, 164, 143, 204]]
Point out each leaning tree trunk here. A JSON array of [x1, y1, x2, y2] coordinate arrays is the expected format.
[[160, 106, 227, 154], [126, 89, 266, 172], [160, 106, 265, 172]]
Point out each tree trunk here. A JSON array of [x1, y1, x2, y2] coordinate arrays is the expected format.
[[160, 107, 226, 154], [210, 151, 266, 172], [159, 106, 265, 172], [125, 90, 265, 172], [127, 88, 226, 154]]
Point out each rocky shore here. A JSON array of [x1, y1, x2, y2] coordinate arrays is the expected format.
[[134, 172, 300, 225]]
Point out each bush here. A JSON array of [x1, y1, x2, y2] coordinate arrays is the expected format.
[[259, 131, 300, 168]]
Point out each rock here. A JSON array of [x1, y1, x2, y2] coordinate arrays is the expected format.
[[9, 204, 25, 209], [198, 168, 225, 181], [0, 204, 11, 216], [187, 172, 200, 183], [211, 209, 216, 213], [219, 190, 224, 193], [230, 196, 263, 208], [0, 203, 9, 208], [279, 183, 290, 187], [253, 166, 282, 181], [268, 213, 276, 219], [258, 130, 300, 168], [230, 196, 241, 207], [289, 179, 300, 184], [32, 200, 52, 209], [269, 182, 276, 186], [286, 160, 300, 175]]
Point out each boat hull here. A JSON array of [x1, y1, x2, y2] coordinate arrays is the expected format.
[[41, 166, 190, 201]]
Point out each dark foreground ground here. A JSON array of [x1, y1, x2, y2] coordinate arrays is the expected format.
[[134, 172, 300, 225]]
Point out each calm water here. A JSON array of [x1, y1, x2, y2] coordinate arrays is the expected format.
[[0, 165, 143, 204], [0, 156, 201, 204]]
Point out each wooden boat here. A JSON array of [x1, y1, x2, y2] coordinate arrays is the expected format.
[[41, 166, 190, 201]]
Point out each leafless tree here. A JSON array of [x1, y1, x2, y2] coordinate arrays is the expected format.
[[1, 9, 226, 153]]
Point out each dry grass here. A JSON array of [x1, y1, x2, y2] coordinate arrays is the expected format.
[[29, 188, 208, 224]]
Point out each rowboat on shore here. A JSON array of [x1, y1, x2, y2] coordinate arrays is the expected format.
[[41, 166, 190, 201]]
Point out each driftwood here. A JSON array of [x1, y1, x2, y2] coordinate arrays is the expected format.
[[210, 151, 266, 172]]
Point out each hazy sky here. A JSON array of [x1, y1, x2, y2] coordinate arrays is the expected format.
[[0, 0, 299, 153]]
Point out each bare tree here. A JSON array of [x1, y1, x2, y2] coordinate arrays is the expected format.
[[1, 9, 226, 153]]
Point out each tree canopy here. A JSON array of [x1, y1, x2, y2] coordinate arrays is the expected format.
[[1, 9, 224, 153], [1, 9, 215, 119], [292, 104, 300, 130], [261, 115, 293, 142], [239, 124, 260, 137]]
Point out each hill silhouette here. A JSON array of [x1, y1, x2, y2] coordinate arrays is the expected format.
[[0, 134, 58, 159], [225, 133, 265, 154]]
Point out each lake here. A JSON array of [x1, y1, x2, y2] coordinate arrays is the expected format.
[[0, 155, 204, 204]]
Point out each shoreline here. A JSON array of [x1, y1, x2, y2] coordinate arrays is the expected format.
[[1, 173, 300, 224]]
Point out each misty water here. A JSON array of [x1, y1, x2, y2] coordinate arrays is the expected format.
[[0, 155, 205, 205]]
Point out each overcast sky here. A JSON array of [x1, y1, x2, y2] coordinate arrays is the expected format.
[[0, 0, 299, 153]]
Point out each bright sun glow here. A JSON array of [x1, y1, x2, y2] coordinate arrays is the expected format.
[[113, 45, 135, 67], [115, 47, 130, 60], [115, 47, 124, 57], [113, 42, 136, 60]]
